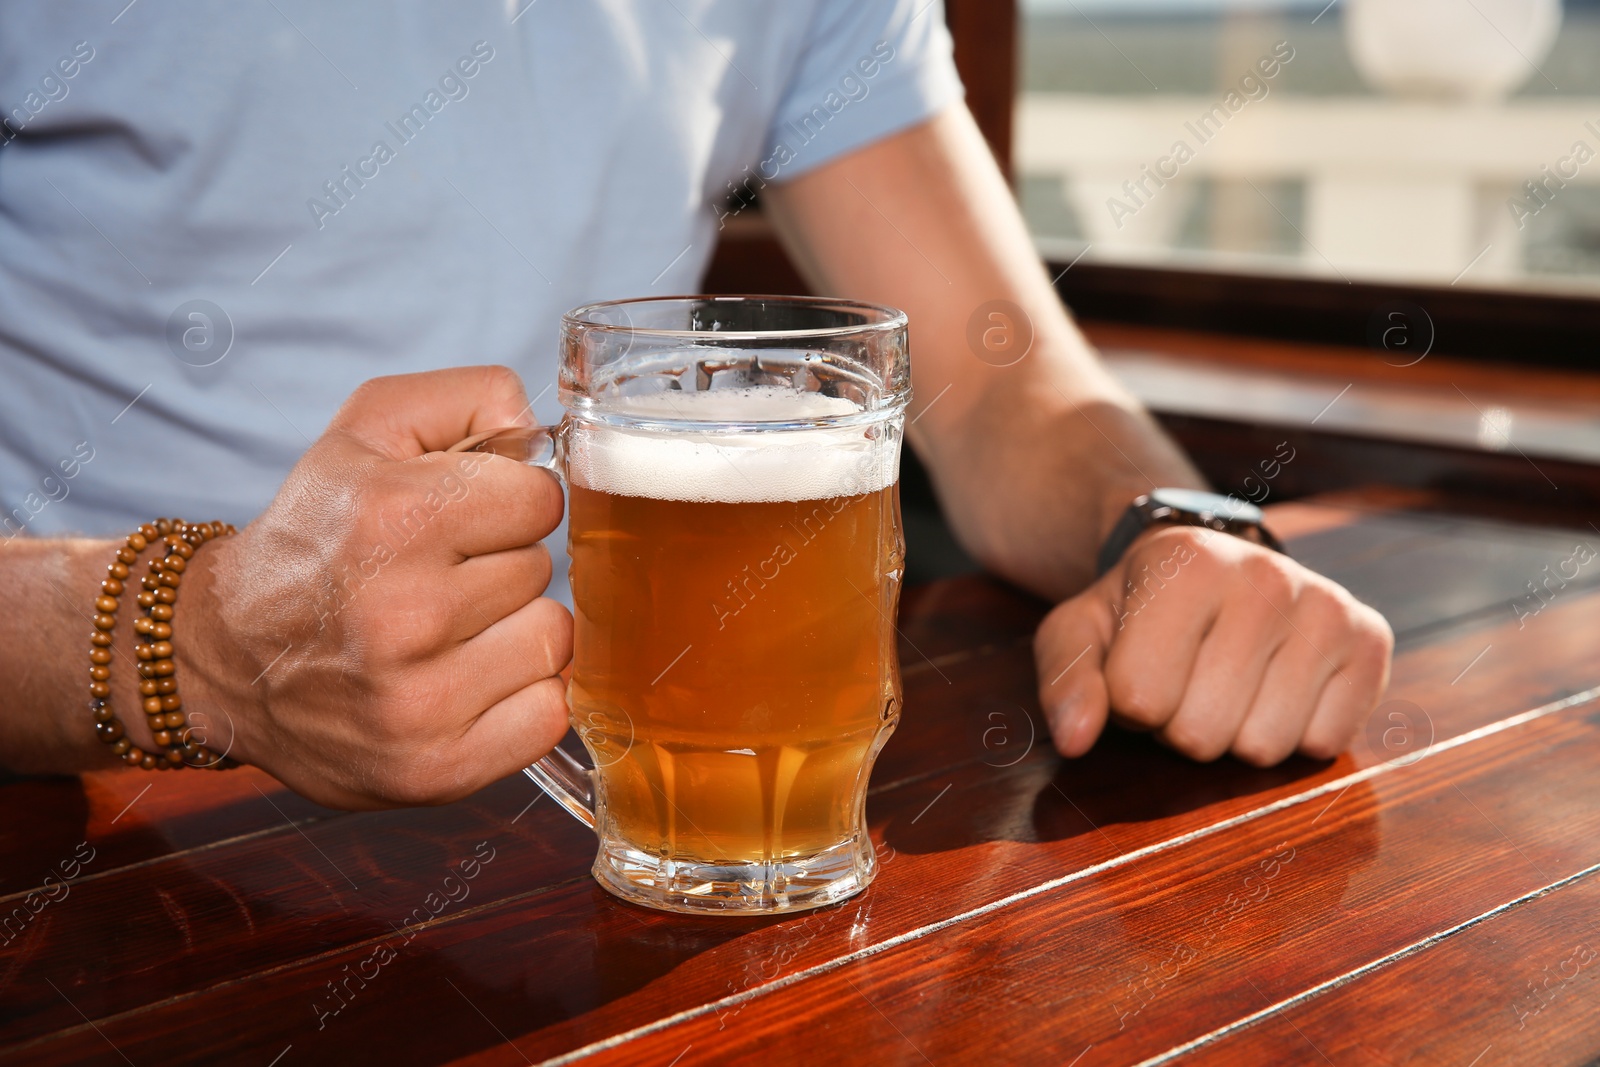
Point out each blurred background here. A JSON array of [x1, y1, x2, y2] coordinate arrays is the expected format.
[[1017, 0, 1600, 290], [707, 0, 1600, 585]]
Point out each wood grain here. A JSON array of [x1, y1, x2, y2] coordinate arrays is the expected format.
[[1182, 871, 1600, 1066], [573, 696, 1600, 1066], [3, 495, 1598, 1066], [8, 581, 1598, 1061]]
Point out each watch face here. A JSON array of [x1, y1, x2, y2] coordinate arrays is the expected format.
[[1150, 487, 1263, 525]]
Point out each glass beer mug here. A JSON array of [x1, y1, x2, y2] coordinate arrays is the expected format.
[[451, 296, 909, 914]]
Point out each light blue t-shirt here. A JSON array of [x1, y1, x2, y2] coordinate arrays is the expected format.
[[0, 0, 961, 597]]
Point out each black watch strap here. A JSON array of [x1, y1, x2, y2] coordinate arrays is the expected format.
[[1095, 489, 1286, 577]]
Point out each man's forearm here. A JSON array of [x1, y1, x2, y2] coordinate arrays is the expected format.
[[940, 369, 1204, 595], [1, 538, 154, 773], [764, 104, 1203, 598]]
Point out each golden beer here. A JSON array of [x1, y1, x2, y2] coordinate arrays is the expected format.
[[566, 389, 904, 878], [482, 294, 912, 913]]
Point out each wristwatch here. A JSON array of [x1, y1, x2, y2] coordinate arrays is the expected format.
[[1095, 488, 1286, 577]]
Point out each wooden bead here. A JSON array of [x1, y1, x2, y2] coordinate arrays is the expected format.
[[89, 518, 236, 774]]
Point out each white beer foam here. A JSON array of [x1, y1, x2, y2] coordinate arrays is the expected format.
[[570, 387, 898, 503]]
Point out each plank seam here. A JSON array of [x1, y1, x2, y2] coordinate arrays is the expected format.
[[11, 687, 1598, 1060], [0, 817, 336, 907], [1130, 861, 1600, 1067], [525, 683, 1600, 1066], [0, 637, 1031, 904], [0, 874, 595, 1058]]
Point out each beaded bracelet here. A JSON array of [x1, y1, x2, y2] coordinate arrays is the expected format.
[[91, 518, 238, 771]]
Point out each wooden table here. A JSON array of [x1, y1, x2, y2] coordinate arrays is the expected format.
[[4, 489, 1599, 1065]]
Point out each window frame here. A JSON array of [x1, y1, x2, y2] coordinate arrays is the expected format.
[[706, 0, 1600, 367]]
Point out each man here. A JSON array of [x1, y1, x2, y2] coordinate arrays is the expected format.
[[0, 1, 1390, 807]]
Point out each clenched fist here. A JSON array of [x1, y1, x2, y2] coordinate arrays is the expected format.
[[171, 367, 571, 808], [1034, 525, 1393, 766]]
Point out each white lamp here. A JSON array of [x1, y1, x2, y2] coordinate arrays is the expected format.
[[1344, 0, 1563, 101]]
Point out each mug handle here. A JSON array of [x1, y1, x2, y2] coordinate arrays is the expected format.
[[445, 424, 596, 831]]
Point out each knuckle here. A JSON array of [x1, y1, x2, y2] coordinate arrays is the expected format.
[[1355, 607, 1396, 663], [1109, 678, 1171, 728], [1292, 582, 1353, 649], [521, 543, 555, 597], [1242, 551, 1296, 610], [363, 679, 435, 745], [343, 376, 387, 411], [338, 374, 409, 423], [362, 474, 419, 529], [1299, 724, 1353, 761], [1033, 602, 1081, 661], [366, 593, 451, 661], [510, 466, 564, 540], [1232, 731, 1291, 768], [532, 600, 575, 672], [366, 698, 466, 803], [481, 363, 523, 395], [1163, 717, 1227, 762]]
